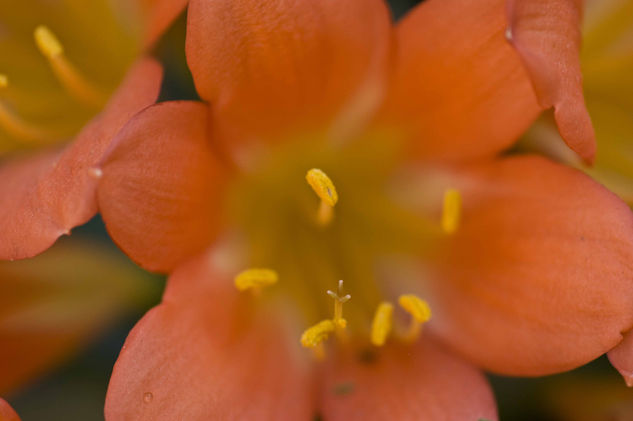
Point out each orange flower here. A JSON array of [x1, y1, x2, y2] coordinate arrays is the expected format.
[[96, 0, 633, 418], [0, 0, 187, 260]]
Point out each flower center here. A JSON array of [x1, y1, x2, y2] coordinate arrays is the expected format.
[[227, 137, 460, 350]]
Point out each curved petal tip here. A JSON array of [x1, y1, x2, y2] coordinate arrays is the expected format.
[[608, 329, 633, 387], [507, 0, 596, 164]]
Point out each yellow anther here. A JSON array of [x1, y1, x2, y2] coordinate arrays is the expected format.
[[399, 294, 431, 323], [306, 168, 338, 226], [371, 302, 393, 347], [0, 77, 52, 142], [441, 188, 462, 234], [234, 268, 278, 292], [33, 25, 107, 108], [300, 319, 337, 348], [306, 168, 338, 206], [399, 294, 431, 343], [34, 25, 63, 58]]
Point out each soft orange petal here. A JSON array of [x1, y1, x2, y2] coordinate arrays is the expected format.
[[105, 253, 314, 421], [429, 156, 633, 375], [185, 0, 391, 163], [507, 0, 596, 163], [0, 398, 20, 421], [378, 0, 540, 163], [141, 0, 189, 48], [608, 329, 633, 387], [0, 58, 162, 260], [320, 338, 497, 421], [97, 101, 227, 273]]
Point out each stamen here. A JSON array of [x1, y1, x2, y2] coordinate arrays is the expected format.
[[326, 280, 351, 329], [300, 280, 350, 354], [441, 188, 462, 234], [34, 25, 107, 108], [398, 294, 431, 342], [0, 75, 51, 142], [300, 319, 336, 348], [234, 268, 278, 292], [306, 168, 338, 226], [370, 302, 393, 347]]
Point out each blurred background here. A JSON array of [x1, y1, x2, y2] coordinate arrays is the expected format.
[[2, 0, 633, 419]]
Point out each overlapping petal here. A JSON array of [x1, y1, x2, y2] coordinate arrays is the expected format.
[[141, 0, 189, 47], [0, 58, 162, 260], [0, 398, 20, 421], [507, 0, 596, 163], [429, 156, 633, 375], [105, 253, 314, 421], [97, 101, 227, 273], [608, 328, 633, 387], [379, 0, 540, 163], [186, 0, 392, 163], [320, 339, 497, 421]]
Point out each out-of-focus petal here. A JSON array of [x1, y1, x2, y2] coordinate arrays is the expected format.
[[429, 156, 633, 376], [97, 101, 227, 273], [608, 329, 633, 387], [185, 0, 391, 163], [0, 398, 20, 421], [105, 253, 314, 421], [320, 338, 497, 421], [507, 0, 596, 163], [0, 239, 155, 395], [141, 0, 189, 48], [0, 58, 162, 260], [378, 0, 540, 163]]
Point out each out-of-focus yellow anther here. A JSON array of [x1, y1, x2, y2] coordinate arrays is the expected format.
[[306, 168, 338, 226], [33, 25, 107, 108], [441, 188, 462, 234], [234, 268, 278, 292], [34, 25, 63, 58], [301, 319, 336, 348], [371, 302, 393, 346], [0, 75, 52, 142], [399, 294, 431, 342]]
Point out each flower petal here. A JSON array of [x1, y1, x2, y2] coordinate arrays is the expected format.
[[0, 238, 154, 395], [320, 338, 497, 421], [429, 155, 633, 375], [0, 58, 162, 260], [608, 329, 633, 387], [141, 0, 189, 48], [0, 398, 20, 421], [97, 101, 227, 273], [379, 0, 540, 163], [507, 0, 596, 163], [185, 0, 391, 162], [105, 253, 314, 421]]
